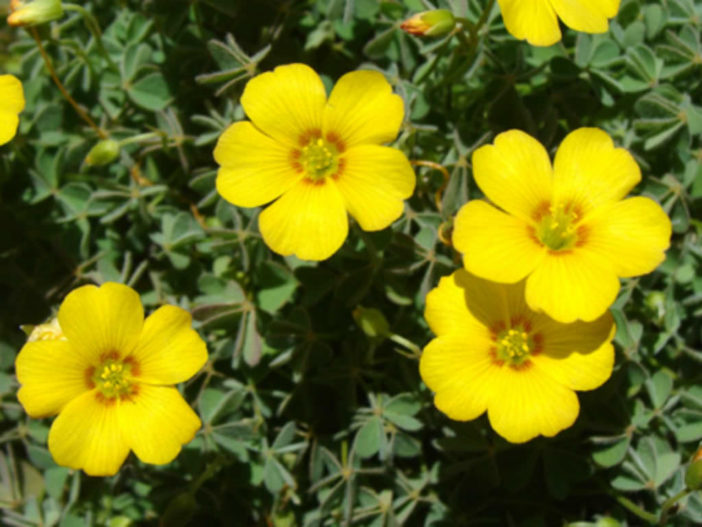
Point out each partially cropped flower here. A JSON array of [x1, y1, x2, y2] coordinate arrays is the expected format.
[[15, 283, 208, 476], [498, 0, 620, 46], [214, 63, 415, 261], [452, 128, 671, 323], [400, 9, 456, 37], [0, 75, 24, 145], [7, 0, 64, 27], [420, 270, 615, 443]]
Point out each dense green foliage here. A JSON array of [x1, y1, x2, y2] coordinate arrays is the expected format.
[[0, 0, 701, 525]]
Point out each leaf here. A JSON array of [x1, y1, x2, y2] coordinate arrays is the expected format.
[[593, 437, 630, 467], [255, 262, 299, 315], [355, 417, 384, 458], [128, 72, 172, 111], [645, 370, 674, 409]]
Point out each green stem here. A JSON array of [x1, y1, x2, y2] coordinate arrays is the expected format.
[[29, 27, 107, 139], [473, 0, 496, 39], [389, 334, 422, 359], [659, 488, 692, 525], [613, 494, 658, 524], [118, 132, 162, 147], [442, 0, 495, 85], [62, 3, 119, 71]]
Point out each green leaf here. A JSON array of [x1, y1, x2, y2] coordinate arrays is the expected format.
[[256, 262, 299, 315], [355, 417, 384, 458], [127, 72, 172, 111], [645, 370, 674, 409], [593, 437, 630, 467]]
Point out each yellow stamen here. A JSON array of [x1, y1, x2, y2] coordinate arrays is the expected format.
[[535, 203, 582, 251], [90, 356, 137, 400]]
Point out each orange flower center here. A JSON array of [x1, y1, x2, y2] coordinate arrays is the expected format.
[[533, 202, 585, 252], [291, 130, 346, 183], [86, 353, 139, 401], [490, 319, 543, 369]]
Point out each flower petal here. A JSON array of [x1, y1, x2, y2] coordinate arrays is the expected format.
[[550, 0, 619, 33], [323, 70, 404, 148], [48, 391, 129, 476], [58, 283, 144, 364], [241, 63, 326, 147], [582, 196, 672, 278], [471, 129, 554, 221], [532, 312, 616, 391], [487, 365, 580, 443], [214, 122, 301, 207], [16, 340, 90, 418], [497, 0, 561, 46], [131, 305, 208, 385], [0, 112, 20, 146], [553, 128, 641, 213], [424, 271, 490, 337], [118, 385, 201, 465], [453, 200, 545, 283], [0, 75, 25, 115], [525, 251, 620, 323], [258, 179, 348, 261], [420, 335, 497, 421], [335, 145, 414, 231]]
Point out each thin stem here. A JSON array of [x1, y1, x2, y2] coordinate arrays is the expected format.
[[612, 494, 658, 524], [62, 3, 119, 71], [659, 488, 692, 525], [474, 0, 496, 38], [411, 160, 450, 213], [442, 0, 495, 85], [118, 132, 162, 147], [389, 334, 422, 359], [28, 27, 107, 139]]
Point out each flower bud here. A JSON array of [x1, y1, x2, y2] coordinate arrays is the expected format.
[[400, 9, 456, 37], [23, 318, 65, 342], [685, 447, 702, 490], [353, 306, 390, 339], [7, 0, 64, 27], [644, 291, 666, 323], [85, 139, 121, 167]]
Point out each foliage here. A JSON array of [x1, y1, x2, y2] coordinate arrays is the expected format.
[[0, 0, 700, 525]]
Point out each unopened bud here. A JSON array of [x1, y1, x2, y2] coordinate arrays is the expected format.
[[23, 318, 65, 342], [7, 0, 64, 27], [353, 306, 390, 339], [685, 447, 702, 490], [400, 9, 456, 37], [644, 291, 666, 322], [85, 139, 120, 167]]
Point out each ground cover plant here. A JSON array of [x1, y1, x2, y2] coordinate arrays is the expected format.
[[0, 0, 701, 525]]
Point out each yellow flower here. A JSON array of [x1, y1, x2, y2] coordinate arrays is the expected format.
[[420, 270, 615, 443], [452, 128, 671, 323], [0, 74, 25, 146], [497, 0, 621, 46], [214, 63, 415, 261], [15, 283, 208, 476]]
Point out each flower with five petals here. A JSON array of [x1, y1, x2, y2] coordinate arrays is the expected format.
[[15, 283, 207, 476], [420, 270, 615, 443], [214, 63, 415, 261], [452, 128, 671, 323]]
